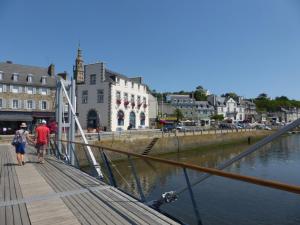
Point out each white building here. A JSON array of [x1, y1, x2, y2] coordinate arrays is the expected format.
[[75, 49, 149, 131], [208, 95, 245, 122]]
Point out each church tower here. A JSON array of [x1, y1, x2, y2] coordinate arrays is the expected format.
[[74, 47, 84, 84]]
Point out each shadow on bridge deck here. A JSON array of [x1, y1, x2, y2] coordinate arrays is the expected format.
[[0, 144, 179, 225]]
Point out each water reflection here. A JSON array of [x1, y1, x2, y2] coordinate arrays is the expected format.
[[107, 134, 300, 225]]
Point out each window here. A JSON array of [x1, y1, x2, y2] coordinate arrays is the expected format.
[[12, 85, 19, 93], [124, 93, 128, 101], [64, 104, 68, 112], [143, 97, 146, 103], [13, 73, 19, 81], [27, 100, 33, 109], [90, 74, 96, 85], [41, 77, 47, 84], [0, 99, 2, 108], [97, 89, 104, 103], [116, 91, 121, 100], [82, 90, 88, 104], [41, 101, 47, 110], [27, 75, 33, 83], [137, 96, 141, 104], [40, 88, 47, 95], [0, 72, 3, 80], [131, 82, 134, 88], [117, 110, 124, 126], [131, 94, 135, 103], [125, 80, 128, 86], [27, 86, 33, 94], [140, 112, 145, 126], [13, 99, 18, 109]]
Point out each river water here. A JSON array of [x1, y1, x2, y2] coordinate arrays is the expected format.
[[106, 134, 300, 225]]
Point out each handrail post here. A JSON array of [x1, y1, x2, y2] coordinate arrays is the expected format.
[[99, 148, 117, 187], [183, 168, 203, 225], [128, 155, 146, 202]]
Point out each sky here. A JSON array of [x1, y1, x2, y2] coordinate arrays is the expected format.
[[1, 0, 300, 99]]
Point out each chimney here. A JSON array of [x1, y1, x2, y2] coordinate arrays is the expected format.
[[48, 64, 55, 76], [100, 62, 105, 82], [6, 60, 13, 64]]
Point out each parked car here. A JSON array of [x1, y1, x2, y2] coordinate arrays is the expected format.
[[161, 124, 176, 132], [176, 125, 190, 132], [264, 126, 272, 130]]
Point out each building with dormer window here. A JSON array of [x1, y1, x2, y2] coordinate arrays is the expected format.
[[207, 95, 245, 122], [75, 49, 149, 131], [0, 61, 56, 133]]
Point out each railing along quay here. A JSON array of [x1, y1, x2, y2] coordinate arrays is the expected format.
[[52, 138, 300, 225]]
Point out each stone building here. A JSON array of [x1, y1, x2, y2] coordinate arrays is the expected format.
[[207, 95, 245, 122], [164, 94, 214, 126], [0, 61, 56, 133], [75, 49, 149, 131]]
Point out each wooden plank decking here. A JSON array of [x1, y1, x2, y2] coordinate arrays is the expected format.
[[0, 144, 180, 225]]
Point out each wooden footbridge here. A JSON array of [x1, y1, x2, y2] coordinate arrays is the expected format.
[[2, 118, 300, 225], [0, 144, 180, 225]]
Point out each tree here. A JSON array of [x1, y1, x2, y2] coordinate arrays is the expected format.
[[221, 92, 238, 100], [194, 85, 208, 101], [196, 85, 204, 91], [194, 90, 207, 101], [256, 93, 268, 100], [275, 96, 289, 101], [210, 114, 224, 121], [174, 109, 184, 122]]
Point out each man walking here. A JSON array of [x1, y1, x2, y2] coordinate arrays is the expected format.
[[35, 119, 50, 164]]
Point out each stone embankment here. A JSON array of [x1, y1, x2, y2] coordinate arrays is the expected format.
[[75, 129, 272, 165]]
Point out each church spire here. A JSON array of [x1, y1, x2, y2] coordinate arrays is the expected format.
[[74, 47, 84, 84]]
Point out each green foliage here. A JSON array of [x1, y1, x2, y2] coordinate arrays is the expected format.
[[221, 92, 238, 100], [210, 114, 224, 121], [254, 94, 300, 112], [173, 108, 184, 122], [194, 90, 207, 101]]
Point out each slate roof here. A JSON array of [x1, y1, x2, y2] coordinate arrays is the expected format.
[[105, 69, 144, 85], [195, 101, 214, 110], [0, 62, 56, 88]]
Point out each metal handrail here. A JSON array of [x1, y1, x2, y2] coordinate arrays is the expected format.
[[59, 139, 300, 195]]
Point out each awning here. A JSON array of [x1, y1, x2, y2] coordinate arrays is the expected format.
[[0, 114, 33, 122]]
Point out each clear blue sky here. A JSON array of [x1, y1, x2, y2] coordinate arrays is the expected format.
[[1, 0, 300, 99]]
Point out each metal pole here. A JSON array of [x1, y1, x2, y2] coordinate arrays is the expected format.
[[56, 80, 62, 158], [70, 79, 76, 166], [99, 148, 117, 187], [183, 168, 203, 225], [128, 155, 146, 202], [60, 79, 103, 178]]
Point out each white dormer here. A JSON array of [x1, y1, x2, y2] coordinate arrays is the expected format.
[[41, 76, 47, 85], [27, 74, 33, 83], [13, 73, 19, 81]]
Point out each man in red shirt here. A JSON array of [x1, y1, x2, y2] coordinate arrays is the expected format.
[[35, 119, 50, 164]]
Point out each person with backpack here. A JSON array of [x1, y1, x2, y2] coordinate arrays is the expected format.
[[35, 119, 50, 164], [12, 122, 33, 166]]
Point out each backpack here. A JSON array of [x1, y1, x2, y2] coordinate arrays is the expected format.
[[11, 130, 25, 146]]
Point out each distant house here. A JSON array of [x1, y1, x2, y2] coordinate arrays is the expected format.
[[148, 93, 158, 128], [240, 99, 257, 122], [0, 61, 56, 133], [207, 95, 245, 122], [164, 94, 213, 126]]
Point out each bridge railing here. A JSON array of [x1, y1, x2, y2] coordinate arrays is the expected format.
[[50, 138, 300, 225]]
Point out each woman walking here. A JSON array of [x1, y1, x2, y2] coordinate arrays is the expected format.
[[13, 122, 33, 166]]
